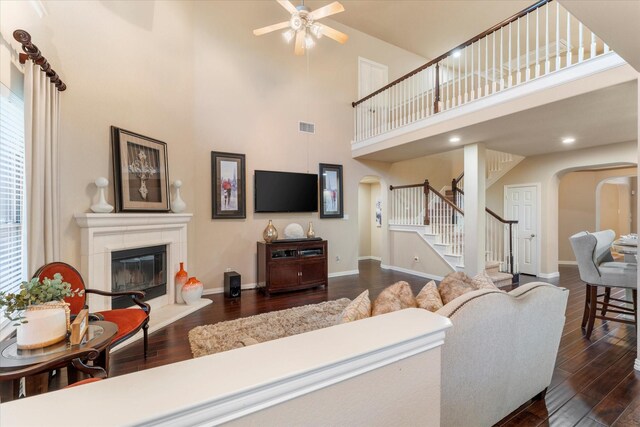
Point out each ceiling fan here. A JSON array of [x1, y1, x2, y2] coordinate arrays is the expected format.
[[253, 0, 349, 56]]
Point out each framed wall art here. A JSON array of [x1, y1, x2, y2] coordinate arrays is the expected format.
[[211, 151, 246, 219], [111, 126, 170, 212], [319, 163, 343, 219]]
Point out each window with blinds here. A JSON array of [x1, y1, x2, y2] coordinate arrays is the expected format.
[[0, 83, 26, 298]]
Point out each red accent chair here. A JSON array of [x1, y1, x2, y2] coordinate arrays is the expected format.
[[34, 262, 151, 364]]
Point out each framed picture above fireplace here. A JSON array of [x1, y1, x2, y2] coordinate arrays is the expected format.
[[111, 126, 170, 212]]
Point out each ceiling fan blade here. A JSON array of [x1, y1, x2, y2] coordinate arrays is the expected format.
[[308, 1, 345, 20], [253, 21, 289, 36], [277, 0, 298, 15], [294, 29, 305, 55], [317, 23, 348, 44], [253, 21, 291, 36]]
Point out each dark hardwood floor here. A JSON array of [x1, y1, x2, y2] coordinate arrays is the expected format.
[[13, 262, 640, 425]]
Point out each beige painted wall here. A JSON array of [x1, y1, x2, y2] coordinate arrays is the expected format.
[[388, 230, 453, 279], [487, 141, 636, 275], [600, 180, 632, 237], [557, 168, 636, 262], [0, 1, 427, 290], [358, 183, 371, 257], [387, 149, 463, 190]]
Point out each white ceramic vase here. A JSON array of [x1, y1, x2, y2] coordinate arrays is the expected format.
[[171, 180, 186, 213], [181, 277, 203, 305], [91, 177, 114, 213]]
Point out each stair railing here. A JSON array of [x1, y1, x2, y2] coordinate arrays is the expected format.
[[426, 183, 465, 257], [352, 0, 611, 143], [486, 208, 519, 276], [390, 180, 518, 274], [390, 180, 464, 257]]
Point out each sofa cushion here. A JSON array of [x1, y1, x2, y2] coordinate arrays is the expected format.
[[471, 271, 499, 290], [438, 272, 475, 305], [339, 290, 371, 323], [416, 280, 443, 312], [372, 281, 417, 316]]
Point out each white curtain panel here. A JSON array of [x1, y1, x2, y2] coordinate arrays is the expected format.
[[24, 61, 60, 274]]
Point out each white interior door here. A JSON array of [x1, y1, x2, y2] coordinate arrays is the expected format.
[[506, 185, 539, 276], [358, 58, 388, 135], [358, 57, 388, 99]]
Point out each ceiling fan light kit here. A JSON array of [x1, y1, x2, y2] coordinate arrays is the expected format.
[[254, 0, 349, 56]]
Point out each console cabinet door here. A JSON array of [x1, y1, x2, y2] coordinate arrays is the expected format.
[[299, 259, 326, 287], [268, 262, 300, 292]]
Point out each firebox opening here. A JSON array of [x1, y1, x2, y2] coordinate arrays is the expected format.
[[111, 245, 167, 309]]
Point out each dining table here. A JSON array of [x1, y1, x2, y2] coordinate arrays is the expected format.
[[612, 235, 638, 263]]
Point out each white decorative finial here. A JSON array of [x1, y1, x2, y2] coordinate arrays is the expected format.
[[171, 179, 186, 213], [91, 177, 114, 213]]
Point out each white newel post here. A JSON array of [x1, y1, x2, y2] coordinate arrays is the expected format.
[[464, 143, 486, 276]]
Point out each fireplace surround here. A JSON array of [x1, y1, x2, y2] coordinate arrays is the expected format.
[[74, 213, 210, 347]]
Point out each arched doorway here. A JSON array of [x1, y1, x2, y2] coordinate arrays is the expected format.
[[596, 176, 636, 236], [557, 167, 637, 265], [358, 176, 383, 263]]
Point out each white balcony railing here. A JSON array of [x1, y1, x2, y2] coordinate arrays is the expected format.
[[352, 0, 610, 143]]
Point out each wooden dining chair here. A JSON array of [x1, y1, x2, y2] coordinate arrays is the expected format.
[[569, 230, 637, 339], [34, 262, 151, 369]]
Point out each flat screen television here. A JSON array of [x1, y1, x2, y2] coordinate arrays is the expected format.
[[254, 170, 318, 213]]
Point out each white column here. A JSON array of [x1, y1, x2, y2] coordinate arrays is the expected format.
[[636, 73, 640, 373], [464, 143, 486, 276]]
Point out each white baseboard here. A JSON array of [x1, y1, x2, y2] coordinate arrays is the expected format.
[[329, 270, 359, 278], [201, 271, 360, 295], [202, 283, 258, 296], [358, 256, 381, 261], [538, 272, 560, 279], [380, 264, 444, 281], [557, 260, 577, 266], [635, 358, 640, 372]]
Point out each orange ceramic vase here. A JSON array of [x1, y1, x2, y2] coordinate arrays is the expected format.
[[181, 276, 203, 306], [175, 262, 188, 304]]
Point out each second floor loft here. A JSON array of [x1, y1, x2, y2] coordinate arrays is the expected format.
[[351, 0, 638, 163]]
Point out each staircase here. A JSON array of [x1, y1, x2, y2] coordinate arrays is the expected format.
[[389, 175, 519, 285], [485, 261, 515, 287]]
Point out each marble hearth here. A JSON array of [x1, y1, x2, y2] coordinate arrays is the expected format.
[[74, 213, 211, 349]]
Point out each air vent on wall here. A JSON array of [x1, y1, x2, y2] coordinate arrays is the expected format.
[[299, 121, 315, 134]]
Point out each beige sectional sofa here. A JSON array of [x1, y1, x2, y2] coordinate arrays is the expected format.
[[436, 282, 568, 427]]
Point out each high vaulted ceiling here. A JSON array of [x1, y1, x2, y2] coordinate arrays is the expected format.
[[307, 0, 531, 60]]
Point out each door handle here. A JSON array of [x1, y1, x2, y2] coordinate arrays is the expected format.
[[528, 234, 535, 238]]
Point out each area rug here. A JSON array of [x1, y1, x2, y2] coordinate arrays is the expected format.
[[188, 298, 351, 358]]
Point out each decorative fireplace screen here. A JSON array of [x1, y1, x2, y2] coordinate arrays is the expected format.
[[111, 245, 167, 309]]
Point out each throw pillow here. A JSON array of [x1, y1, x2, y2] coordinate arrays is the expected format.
[[438, 272, 475, 305], [471, 271, 498, 290], [416, 280, 443, 312], [372, 281, 417, 316], [339, 290, 371, 323]]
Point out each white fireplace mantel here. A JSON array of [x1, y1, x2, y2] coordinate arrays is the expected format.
[[74, 212, 193, 313]]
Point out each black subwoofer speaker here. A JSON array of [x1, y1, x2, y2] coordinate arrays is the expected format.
[[224, 271, 241, 298]]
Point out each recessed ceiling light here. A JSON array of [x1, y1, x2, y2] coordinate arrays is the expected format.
[[562, 137, 575, 144], [452, 50, 461, 58], [449, 136, 461, 143]]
